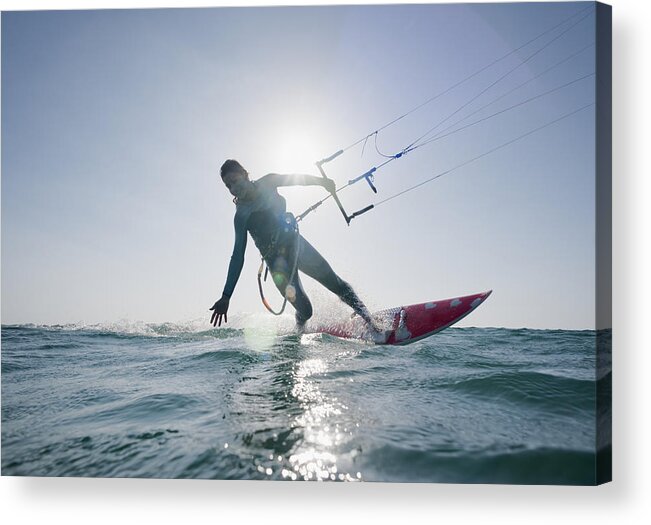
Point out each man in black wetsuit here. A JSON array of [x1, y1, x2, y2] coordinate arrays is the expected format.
[[210, 159, 378, 334]]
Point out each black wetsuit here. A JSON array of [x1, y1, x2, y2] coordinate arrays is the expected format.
[[222, 174, 368, 325]]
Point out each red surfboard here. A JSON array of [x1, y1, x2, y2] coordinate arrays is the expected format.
[[309, 290, 492, 345]]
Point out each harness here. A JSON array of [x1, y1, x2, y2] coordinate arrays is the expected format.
[[257, 212, 300, 315]]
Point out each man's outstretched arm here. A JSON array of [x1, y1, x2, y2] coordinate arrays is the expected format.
[[210, 213, 247, 327], [261, 173, 336, 194]]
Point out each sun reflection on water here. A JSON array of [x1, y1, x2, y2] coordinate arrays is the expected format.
[[234, 330, 364, 481], [281, 356, 362, 481], [243, 316, 279, 353], [285, 450, 359, 481]]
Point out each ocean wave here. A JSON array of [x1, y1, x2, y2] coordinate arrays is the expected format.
[[1, 321, 245, 341], [445, 370, 595, 413], [363, 444, 597, 484], [2, 324, 605, 483], [186, 349, 258, 363], [1, 430, 184, 478], [64, 393, 205, 427]]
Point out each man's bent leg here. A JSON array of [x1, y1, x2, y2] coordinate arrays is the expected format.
[[268, 246, 313, 329], [296, 236, 376, 327], [288, 273, 313, 329]]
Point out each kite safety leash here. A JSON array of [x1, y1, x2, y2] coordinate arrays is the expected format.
[[257, 213, 302, 315]]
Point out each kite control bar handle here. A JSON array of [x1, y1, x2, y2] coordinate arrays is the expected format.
[[316, 154, 351, 225], [350, 204, 374, 220], [312, 149, 376, 225], [317, 150, 344, 165]]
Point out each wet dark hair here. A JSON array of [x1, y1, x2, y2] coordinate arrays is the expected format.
[[220, 159, 249, 179]]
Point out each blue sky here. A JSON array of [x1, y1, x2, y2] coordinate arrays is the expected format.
[[1, 2, 598, 328]]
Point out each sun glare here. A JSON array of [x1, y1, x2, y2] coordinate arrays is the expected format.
[[271, 131, 325, 174], [264, 128, 335, 212]]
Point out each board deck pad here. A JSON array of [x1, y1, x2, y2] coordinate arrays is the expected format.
[[308, 290, 492, 345]]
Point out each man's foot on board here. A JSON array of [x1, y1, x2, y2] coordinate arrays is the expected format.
[[369, 327, 392, 344], [361, 315, 391, 343], [362, 317, 390, 343], [349, 308, 391, 343]]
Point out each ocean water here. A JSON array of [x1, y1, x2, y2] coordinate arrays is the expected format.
[[1, 320, 608, 484]]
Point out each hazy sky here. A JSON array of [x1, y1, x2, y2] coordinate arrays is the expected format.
[[1, 2, 598, 329]]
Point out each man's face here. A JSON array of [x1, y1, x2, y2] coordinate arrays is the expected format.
[[222, 171, 249, 199]]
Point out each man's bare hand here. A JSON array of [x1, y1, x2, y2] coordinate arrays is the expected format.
[[210, 296, 230, 327]]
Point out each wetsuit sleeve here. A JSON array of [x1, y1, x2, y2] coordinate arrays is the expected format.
[[261, 173, 325, 188], [222, 211, 248, 298]]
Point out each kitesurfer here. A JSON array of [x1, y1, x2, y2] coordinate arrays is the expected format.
[[210, 159, 381, 335]]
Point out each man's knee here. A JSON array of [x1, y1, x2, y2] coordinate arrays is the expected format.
[[290, 286, 313, 324], [296, 302, 313, 324]]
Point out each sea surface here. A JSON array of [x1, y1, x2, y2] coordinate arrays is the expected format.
[[1, 319, 609, 484]]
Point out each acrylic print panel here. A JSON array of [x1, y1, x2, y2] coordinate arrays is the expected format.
[[1, 2, 611, 484]]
